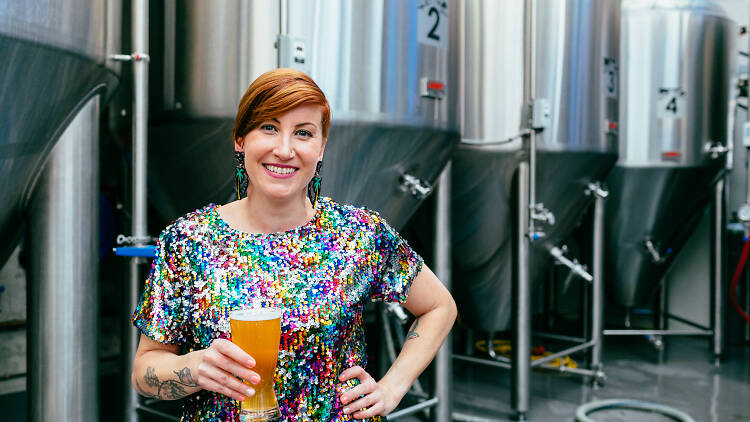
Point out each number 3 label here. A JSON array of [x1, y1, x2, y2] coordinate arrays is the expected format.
[[418, 0, 449, 49], [656, 88, 686, 119]]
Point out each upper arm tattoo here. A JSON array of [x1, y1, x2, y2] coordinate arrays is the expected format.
[[136, 366, 199, 400]]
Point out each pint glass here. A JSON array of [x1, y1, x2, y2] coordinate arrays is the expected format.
[[229, 308, 283, 421]]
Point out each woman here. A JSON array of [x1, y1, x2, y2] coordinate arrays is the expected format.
[[131, 68, 456, 421]]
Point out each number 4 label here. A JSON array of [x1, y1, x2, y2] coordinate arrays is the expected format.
[[418, 0, 449, 49], [657, 88, 686, 119]]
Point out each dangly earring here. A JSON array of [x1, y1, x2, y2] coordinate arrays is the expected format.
[[235, 151, 248, 200], [307, 161, 323, 209]]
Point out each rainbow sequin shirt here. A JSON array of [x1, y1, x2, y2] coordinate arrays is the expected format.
[[132, 197, 423, 421]]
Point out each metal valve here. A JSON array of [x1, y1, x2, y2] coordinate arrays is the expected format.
[[530, 203, 555, 225], [399, 173, 433, 200], [704, 141, 729, 159], [585, 182, 609, 198], [385, 303, 409, 324], [643, 238, 670, 264]]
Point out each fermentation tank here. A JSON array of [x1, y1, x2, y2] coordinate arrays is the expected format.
[[606, 0, 736, 309], [0, 1, 119, 266], [147, 0, 458, 229], [452, 0, 620, 333]]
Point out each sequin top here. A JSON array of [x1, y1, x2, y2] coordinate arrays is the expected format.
[[132, 197, 423, 421]]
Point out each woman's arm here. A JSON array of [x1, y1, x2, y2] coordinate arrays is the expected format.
[[339, 264, 457, 418], [132, 334, 262, 401]]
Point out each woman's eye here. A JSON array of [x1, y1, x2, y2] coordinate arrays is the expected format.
[[296, 129, 313, 138], [260, 124, 277, 132]]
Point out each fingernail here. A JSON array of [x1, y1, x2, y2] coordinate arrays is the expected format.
[[343, 407, 350, 414], [252, 375, 260, 384], [247, 359, 255, 368], [239, 396, 246, 402], [246, 388, 255, 396], [340, 395, 347, 403]]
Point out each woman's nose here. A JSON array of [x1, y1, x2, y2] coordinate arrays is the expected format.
[[274, 133, 295, 160]]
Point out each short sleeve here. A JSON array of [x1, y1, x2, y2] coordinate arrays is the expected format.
[[369, 213, 424, 303], [132, 226, 192, 344]]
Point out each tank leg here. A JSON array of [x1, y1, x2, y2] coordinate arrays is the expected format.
[[711, 177, 726, 363], [512, 162, 531, 421], [28, 96, 100, 422], [590, 187, 605, 385], [434, 163, 453, 422]]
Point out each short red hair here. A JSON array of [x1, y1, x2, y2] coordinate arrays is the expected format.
[[233, 68, 331, 143]]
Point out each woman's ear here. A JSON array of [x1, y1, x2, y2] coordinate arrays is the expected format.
[[318, 137, 327, 161], [234, 137, 244, 152]]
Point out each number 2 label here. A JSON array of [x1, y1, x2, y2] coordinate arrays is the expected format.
[[418, 0, 449, 49]]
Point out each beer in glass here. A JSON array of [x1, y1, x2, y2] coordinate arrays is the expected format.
[[230, 308, 283, 421]]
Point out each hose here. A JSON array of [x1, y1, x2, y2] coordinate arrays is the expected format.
[[730, 238, 750, 324], [575, 399, 695, 422]]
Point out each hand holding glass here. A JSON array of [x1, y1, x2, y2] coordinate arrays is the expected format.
[[230, 308, 283, 421]]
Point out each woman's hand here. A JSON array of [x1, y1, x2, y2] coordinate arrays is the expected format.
[[192, 338, 260, 402], [338, 366, 403, 419]]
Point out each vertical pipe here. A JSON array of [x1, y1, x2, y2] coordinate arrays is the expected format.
[[524, 0, 538, 235], [590, 191, 604, 375], [711, 177, 726, 361], [658, 276, 668, 330], [29, 96, 100, 422], [434, 162, 453, 422], [512, 162, 531, 421], [124, 1, 149, 421]]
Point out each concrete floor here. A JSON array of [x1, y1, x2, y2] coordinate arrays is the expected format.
[[1, 336, 749, 421], [449, 336, 750, 422]]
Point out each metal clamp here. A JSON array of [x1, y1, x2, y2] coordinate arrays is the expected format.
[[704, 141, 729, 159], [109, 52, 151, 62], [399, 173, 433, 200], [117, 234, 155, 246], [585, 182, 609, 198]]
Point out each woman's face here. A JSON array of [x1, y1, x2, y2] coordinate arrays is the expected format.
[[236, 104, 326, 203]]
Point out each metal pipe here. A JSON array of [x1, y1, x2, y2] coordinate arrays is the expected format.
[[603, 329, 713, 336], [136, 405, 180, 421], [590, 189, 605, 375], [524, 0, 537, 237], [125, 1, 149, 421], [434, 162, 452, 422], [279, 0, 288, 35], [388, 398, 439, 420], [533, 332, 587, 344], [513, 160, 531, 420], [453, 354, 511, 370], [530, 341, 595, 368], [711, 177, 726, 360], [663, 313, 711, 331], [28, 96, 100, 421]]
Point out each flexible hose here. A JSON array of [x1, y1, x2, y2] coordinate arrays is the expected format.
[[730, 238, 750, 324], [575, 399, 695, 422]]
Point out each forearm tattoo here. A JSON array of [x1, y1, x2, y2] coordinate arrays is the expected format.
[[406, 318, 420, 340], [134, 366, 199, 400]]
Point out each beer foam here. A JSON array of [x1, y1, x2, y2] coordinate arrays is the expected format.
[[229, 307, 283, 321]]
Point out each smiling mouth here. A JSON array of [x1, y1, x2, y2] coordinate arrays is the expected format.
[[263, 164, 298, 175]]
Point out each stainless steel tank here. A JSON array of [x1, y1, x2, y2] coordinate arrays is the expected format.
[[606, 0, 736, 309], [0, 1, 121, 420], [148, 0, 458, 229], [451, 0, 620, 333], [0, 0, 119, 266]]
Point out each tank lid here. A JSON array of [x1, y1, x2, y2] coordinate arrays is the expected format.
[[622, 0, 729, 18]]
